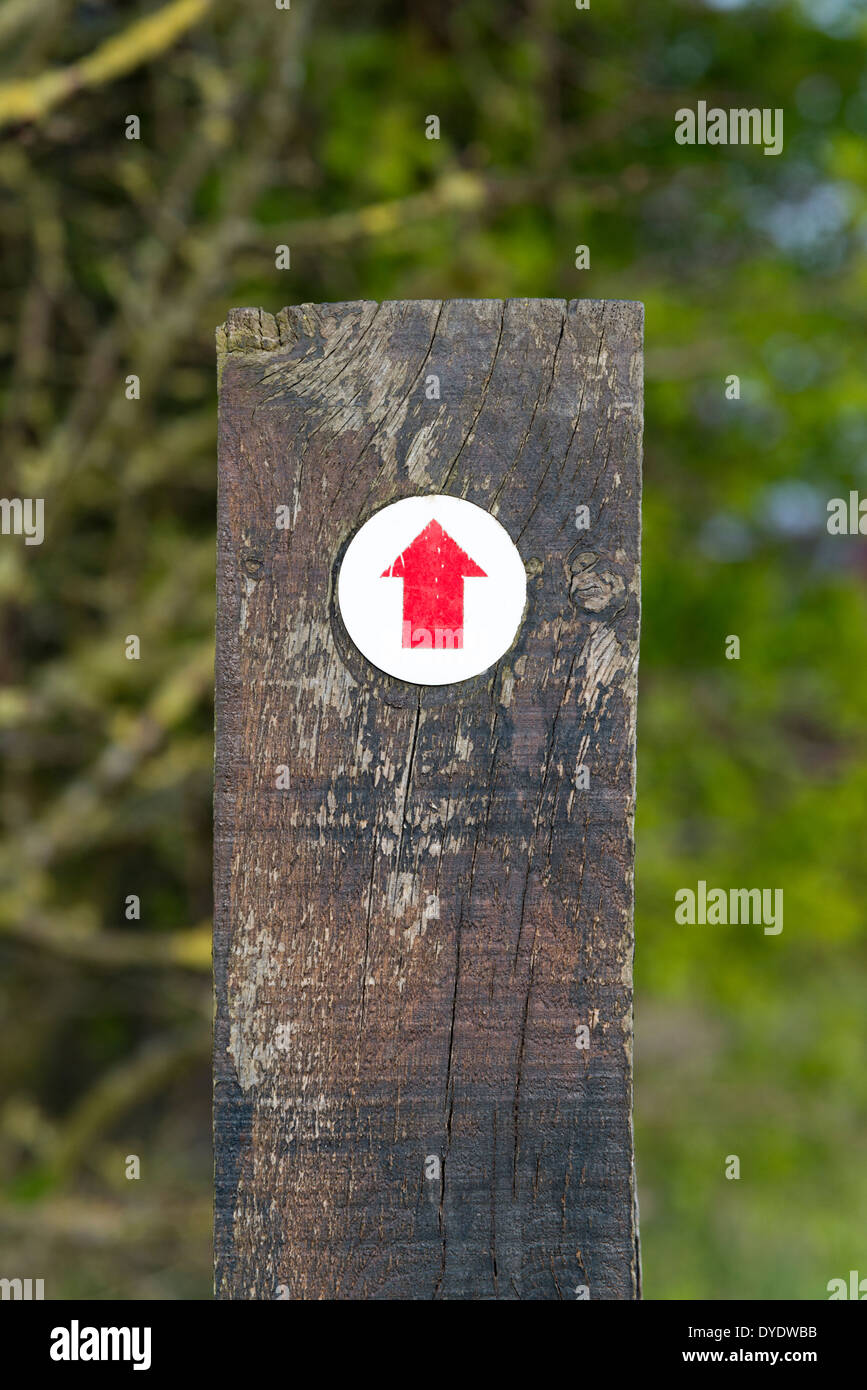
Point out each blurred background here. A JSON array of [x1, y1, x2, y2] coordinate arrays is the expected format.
[[1, 0, 865, 1300]]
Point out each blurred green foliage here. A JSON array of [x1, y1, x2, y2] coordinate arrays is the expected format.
[[0, 0, 865, 1299]]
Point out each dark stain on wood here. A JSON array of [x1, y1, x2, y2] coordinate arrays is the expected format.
[[214, 298, 643, 1300]]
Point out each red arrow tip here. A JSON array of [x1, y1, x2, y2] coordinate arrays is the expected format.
[[380, 519, 487, 578]]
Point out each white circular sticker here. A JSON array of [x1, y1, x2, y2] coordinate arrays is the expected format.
[[337, 495, 527, 685]]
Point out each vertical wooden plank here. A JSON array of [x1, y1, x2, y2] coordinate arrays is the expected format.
[[214, 298, 643, 1300]]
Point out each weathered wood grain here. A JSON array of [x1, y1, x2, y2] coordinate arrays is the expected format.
[[214, 298, 643, 1300]]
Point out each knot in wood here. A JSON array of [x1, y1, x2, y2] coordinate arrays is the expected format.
[[568, 551, 628, 614], [240, 532, 266, 579]]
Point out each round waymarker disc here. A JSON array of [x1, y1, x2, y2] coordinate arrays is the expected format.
[[337, 494, 527, 685]]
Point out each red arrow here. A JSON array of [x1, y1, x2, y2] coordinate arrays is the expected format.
[[381, 518, 487, 649]]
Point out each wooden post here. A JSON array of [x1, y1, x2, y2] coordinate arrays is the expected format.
[[214, 298, 643, 1300]]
